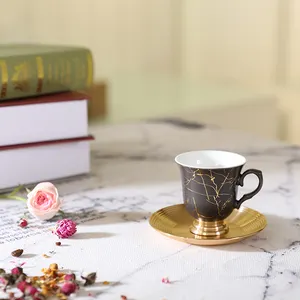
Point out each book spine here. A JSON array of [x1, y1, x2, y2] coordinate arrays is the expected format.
[[0, 48, 93, 100]]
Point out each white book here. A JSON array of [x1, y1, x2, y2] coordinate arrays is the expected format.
[[0, 136, 93, 190], [0, 92, 88, 146]]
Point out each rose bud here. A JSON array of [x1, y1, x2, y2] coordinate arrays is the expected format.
[[19, 219, 28, 228], [17, 281, 28, 292], [0, 276, 7, 285], [25, 285, 38, 296], [60, 282, 77, 295], [64, 273, 76, 281], [11, 267, 23, 276]]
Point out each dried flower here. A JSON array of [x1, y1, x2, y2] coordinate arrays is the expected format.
[[55, 242, 61, 246], [17, 280, 28, 292], [0, 275, 7, 285], [56, 293, 67, 300], [64, 273, 76, 281], [25, 285, 38, 296], [11, 249, 23, 257], [0, 263, 97, 299], [10, 261, 26, 268], [121, 295, 127, 300], [60, 282, 77, 295], [11, 267, 23, 276], [15, 273, 27, 284], [81, 272, 97, 286], [49, 263, 58, 271], [161, 277, 170, 284], [0, 273, 16, 287], [34, 294, 46, 300], [19, 219, 28, 228], [53, 219, 77, 239]]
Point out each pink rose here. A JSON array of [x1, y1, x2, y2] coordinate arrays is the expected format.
[[27, 182, 62, 221]]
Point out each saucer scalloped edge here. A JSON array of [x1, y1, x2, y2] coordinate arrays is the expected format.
[[149, 204, 267, 246]]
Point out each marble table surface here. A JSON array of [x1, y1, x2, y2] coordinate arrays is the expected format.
[[0, 119, 300, 300]]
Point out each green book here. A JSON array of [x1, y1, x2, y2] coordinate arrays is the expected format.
[[0, 44, 93, 101]]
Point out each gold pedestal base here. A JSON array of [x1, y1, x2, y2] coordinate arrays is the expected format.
[[190, 219, 229, 237]]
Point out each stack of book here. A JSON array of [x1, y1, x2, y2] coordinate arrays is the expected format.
[[0, 44, 94, 190]]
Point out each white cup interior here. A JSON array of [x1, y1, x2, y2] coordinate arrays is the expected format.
[[175, 150, 246, 169]]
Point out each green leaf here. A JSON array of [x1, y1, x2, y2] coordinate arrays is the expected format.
[[9, 185, 24, 196], [7, 195, 27, 202], [0, 193, 9, 199], [58, 210, 65, 216], [0, 184, 28, 202]]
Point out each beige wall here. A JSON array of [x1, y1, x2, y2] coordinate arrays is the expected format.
[[180, 0, 300, 90], [0, 0, 180, 79], [2, 0, 300, 143], [181, 0, 280, 87], [180, 0, 300, 144], [0, 0, 293, 87]]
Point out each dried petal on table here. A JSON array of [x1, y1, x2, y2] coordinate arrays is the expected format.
[[19, 218, 28, 228], [81, 272, 97, 286], [10, 261, 26, 268], [161, 277, 170, 284], [11, 249, 23, 257]]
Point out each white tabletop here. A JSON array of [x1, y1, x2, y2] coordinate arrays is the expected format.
[[0, 120, 298, 300]]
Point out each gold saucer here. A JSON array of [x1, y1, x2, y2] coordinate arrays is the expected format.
[[149, 204, 267, 246]]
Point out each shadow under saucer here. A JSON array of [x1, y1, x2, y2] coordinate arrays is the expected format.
[[231, 213, 300, 251], [196, 213, 300, 253]]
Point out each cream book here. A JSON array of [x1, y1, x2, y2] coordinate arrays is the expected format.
[[0, 92, 89, 146], [0, 136, 93, 190]]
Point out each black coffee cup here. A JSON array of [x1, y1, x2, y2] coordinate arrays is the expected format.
[[175, 150, 263, 237]]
